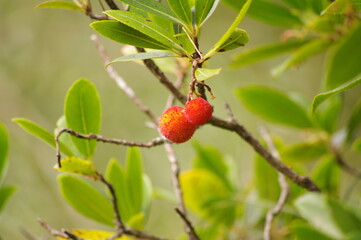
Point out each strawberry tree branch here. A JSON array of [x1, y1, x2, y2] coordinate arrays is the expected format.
[[139, 53, 320, 192], [259, 126, 290, 240]]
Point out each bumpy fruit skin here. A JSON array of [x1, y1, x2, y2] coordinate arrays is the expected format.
[[159, 106, 197, 143], [185, 97, 213, 126]]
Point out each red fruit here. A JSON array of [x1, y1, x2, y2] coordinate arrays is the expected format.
[[184, 98, 213, 126], [159, 106, 197, 143]]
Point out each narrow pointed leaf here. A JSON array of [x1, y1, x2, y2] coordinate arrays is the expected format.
[[13, 118, 73, 157], [254, 153, 280, 201], [203, 0, 252, 60], [281, 141, 328, 163], [292, 223, 334, 240], [105, 159, 132, 221], [195, 67, 222, 81], [0, 186, 17, 213], [105, 11, 186, 55], [272, 38, 332, 77], [352, 138, 361, 152], [326, 23, 361, 89], [222, 0, 302, 27], [322, 0, 355, 15], [125, 147, 143, 216], [328, 198, 361, 235], [193, 142, 232, 190], [55, 157, 98, 179], [0, 122, 9, 183], [90, 21, 169, 50], [312, 78, 361, 113], [195, 0, 220, 26], [109, 52, 176, 65], [311, 156, 340, 195], [236, 86, 313, 129], [35, 1, 84, 11], [167, 0, 193, 27], [64, 78, 101, 157], [230, 39, 309, 68], [58, 175, 114, 226], [218, 28, 249, 52], [347, 99, 361, 141], [294, 193, 343, 239]]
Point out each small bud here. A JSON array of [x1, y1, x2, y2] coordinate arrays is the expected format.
[[159, 106, 197, 143], [185, 98, 213, 126]]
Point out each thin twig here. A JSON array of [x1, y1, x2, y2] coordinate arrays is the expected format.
[[97, 173, 126, 232], [55, 128, 167, 167], [175, 208, 200, 240], [259, 126, 290, 240]]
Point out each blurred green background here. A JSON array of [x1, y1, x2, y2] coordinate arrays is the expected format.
[[1, 1, 360, 239]]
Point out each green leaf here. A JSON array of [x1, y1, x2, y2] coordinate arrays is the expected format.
[[195, 67, 222, 81], [125, 147, 143, 216], [311, 155, 340, 195], [35, 1, 84, 11], [141, 175, 153, 212], [167, 0, 193, 28], [0, 186, 16, 213], [254, 154, 280, 201], [203, 0, 252, 60], [180, 169, 231, 218], [313, 95, 342, 133], [91, 21, 169, 50], [312, 77, 361, 113], [292, 223, 334, 240], [294, 193, 343, 239], [105, 11, 187, 55], [352, 137, 361, 152], [192, 142, 232, 190], [222, 0, 302, 27], [230, 39, 309, 68], [217, 28, 249, 52], [116, 0, 182, 25], [55, 157, 98, 179], [0, 122, 9, 184], [236, 86, 313, 129], [281, 141, 328, 163], [326, 23, 361, 89], [322, 0, 355, 15], [105, 159, 131, 221], [109, 52, 177, 66], [58, 174, 114, 226], [328, 197, 361, 235], [13, 118, 73, 157], [195, 0, 219, 26], [127, 212, 145, 230], [272, 38, 332, 77], [64, 78, 101, 157], [347, 99, 361, 141]]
